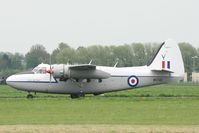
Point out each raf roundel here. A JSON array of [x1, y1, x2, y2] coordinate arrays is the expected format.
[[128, 75, 139, 87]]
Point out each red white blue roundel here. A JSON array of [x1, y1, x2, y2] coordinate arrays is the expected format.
[[128, 75, 139, 87]]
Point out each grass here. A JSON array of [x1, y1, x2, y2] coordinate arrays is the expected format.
[[1, 98, 199, 125], [0, 84, 199, 126], [106, 83, 199, 97]]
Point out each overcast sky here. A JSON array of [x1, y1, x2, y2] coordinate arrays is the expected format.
[[0, 0, 198, 54]]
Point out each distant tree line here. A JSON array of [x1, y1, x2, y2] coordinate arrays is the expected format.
[[0, 42, 199, 79]]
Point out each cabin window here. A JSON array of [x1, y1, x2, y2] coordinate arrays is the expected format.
[[33, 67, 47, 74]]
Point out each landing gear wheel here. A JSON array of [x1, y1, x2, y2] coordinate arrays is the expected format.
[[70, 94, 79, 99], [98, 79, 102, 83], [27, 94, 33, 99], [70, 93, 85, 99]]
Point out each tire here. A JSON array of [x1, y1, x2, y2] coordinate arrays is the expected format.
[[27, 94, 33, 99], [70, 93, 85, 99]]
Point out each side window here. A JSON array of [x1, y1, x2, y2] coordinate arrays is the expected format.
[[41, 67, 47, 74], [32, 67, 38, 73], [33, 67, 47, 74]]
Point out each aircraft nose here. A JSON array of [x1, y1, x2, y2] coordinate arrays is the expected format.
[[6, 75, 15, 86]]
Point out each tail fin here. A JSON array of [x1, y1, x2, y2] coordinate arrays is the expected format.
[[148, 39, 184, 78]]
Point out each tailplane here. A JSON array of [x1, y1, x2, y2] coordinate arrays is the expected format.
[[148, 39, 184, 79]]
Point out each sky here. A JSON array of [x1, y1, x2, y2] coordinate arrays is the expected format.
[[0, 0, 198, 54]]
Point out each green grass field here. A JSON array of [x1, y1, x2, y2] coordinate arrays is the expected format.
[[0, 84, 199, 132], [0, 84, 199, 125]]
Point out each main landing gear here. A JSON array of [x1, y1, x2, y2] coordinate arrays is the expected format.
[[27, 94, 33, 99], [70, 93, 85, 99]]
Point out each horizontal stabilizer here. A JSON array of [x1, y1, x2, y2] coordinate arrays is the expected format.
[[151, 69, 174, 73]]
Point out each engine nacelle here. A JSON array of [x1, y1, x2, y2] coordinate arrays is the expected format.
[[52, 64, 68, 78], [52, 64, 110, 79]]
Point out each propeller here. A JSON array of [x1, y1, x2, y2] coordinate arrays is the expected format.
[[46, 54, 53, 82]]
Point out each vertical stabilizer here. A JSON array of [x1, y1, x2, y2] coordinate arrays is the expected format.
[[148, 39, 184, 78]]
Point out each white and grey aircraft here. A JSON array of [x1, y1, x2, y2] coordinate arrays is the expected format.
[[6, 39, 184, 98]]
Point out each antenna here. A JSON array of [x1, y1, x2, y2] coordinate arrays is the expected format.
[[89, 59, 93, 65], [114, 61, 118, 67]]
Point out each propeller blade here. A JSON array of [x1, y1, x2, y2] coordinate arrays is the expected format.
[[50, 72, 52, 83], [49, 54, 52, 83]]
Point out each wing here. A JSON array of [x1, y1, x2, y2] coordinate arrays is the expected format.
[[69, 64, 96, 70], [68, 64, 110, 79], [52, 64, 110, 79]]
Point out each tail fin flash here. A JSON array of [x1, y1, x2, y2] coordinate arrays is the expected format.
[[148, 39, 184, 78]]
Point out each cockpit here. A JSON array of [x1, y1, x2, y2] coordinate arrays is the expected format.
[[32, 63, 50, 74]]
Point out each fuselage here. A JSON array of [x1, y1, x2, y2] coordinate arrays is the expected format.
[[6, 65, 178, 94], [6, 39, 185, 96]]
